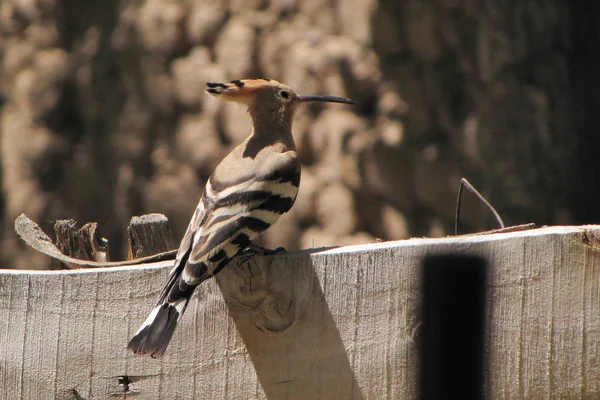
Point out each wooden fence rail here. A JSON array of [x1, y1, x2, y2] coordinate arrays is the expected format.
[[1, 225, 599, 399]]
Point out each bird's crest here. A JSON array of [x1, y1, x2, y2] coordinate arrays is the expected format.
[[205, 79, 288, 104]]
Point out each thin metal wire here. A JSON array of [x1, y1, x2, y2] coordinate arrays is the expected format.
[[455, 178, 505, 235]]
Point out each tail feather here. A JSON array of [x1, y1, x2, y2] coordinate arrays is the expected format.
[[128, 298, 189, 358], [129, 246, 195, 358]]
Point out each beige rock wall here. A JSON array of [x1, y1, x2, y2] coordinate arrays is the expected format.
[[0, 0, 585, 269]]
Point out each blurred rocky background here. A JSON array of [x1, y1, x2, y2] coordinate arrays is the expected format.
[[0, 0, 598, 269]]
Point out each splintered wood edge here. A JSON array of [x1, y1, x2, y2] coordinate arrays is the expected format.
[[14, 214, 177, 269], [6, 222, 600, 275]]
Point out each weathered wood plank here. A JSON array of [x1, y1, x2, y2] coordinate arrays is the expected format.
[[54, 220, 87, 264], [127, 214, 176, 259], [1, 226, 599, 399], [54, 220, 110, 268]]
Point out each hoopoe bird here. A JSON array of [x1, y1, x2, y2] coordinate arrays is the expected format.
[[128, 79, 356, 357]]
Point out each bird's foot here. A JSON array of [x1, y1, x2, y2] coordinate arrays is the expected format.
[[237, 243, 286, 264], [247, 243, 286, 255]]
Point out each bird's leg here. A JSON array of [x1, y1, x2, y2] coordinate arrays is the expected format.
[[237, 243, 286, 265], [247, 242, 286, 255]]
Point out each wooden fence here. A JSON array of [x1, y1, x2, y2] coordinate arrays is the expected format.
[[1, 224, 599, 399]]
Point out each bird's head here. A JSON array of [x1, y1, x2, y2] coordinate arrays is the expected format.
[[205, 79, 356, 121]]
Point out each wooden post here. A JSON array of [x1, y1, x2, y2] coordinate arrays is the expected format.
[[1, 226, 599, 399], [54, 220, 110, 267], [127, 213, 176, 259]]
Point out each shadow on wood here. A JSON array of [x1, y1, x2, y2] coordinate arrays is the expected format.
[[419, 254, 488, 399], [216, 252, 364, 399]]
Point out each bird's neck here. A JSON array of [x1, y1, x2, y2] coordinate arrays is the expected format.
[[249, 107, 296, 150]]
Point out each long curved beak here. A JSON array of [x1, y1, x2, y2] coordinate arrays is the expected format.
[[297, 95, 357, 105]]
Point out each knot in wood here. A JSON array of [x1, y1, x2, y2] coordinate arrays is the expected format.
[[217, 256, 296, 333]]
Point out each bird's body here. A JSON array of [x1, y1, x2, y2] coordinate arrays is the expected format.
[[128, 79, 355, 357]]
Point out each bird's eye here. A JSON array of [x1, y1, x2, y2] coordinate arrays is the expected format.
[[279, 90, 290, 99]]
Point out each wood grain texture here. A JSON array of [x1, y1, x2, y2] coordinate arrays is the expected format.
[[1, 226, 599, 399], [54, 220, 110, 268], [127, 214, 176, 259]]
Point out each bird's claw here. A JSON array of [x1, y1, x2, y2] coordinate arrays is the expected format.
[[248, 243, 286, 255], [237, 243, 286, 265]]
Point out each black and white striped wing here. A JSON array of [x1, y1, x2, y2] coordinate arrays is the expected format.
[[128, 150, 299, 357], [179, 157, 301, 287], [155, 198, 207, 305]]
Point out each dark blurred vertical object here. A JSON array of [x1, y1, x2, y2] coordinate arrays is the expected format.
[[419, 254, 488, 400], [570, 1, 600, 224]]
